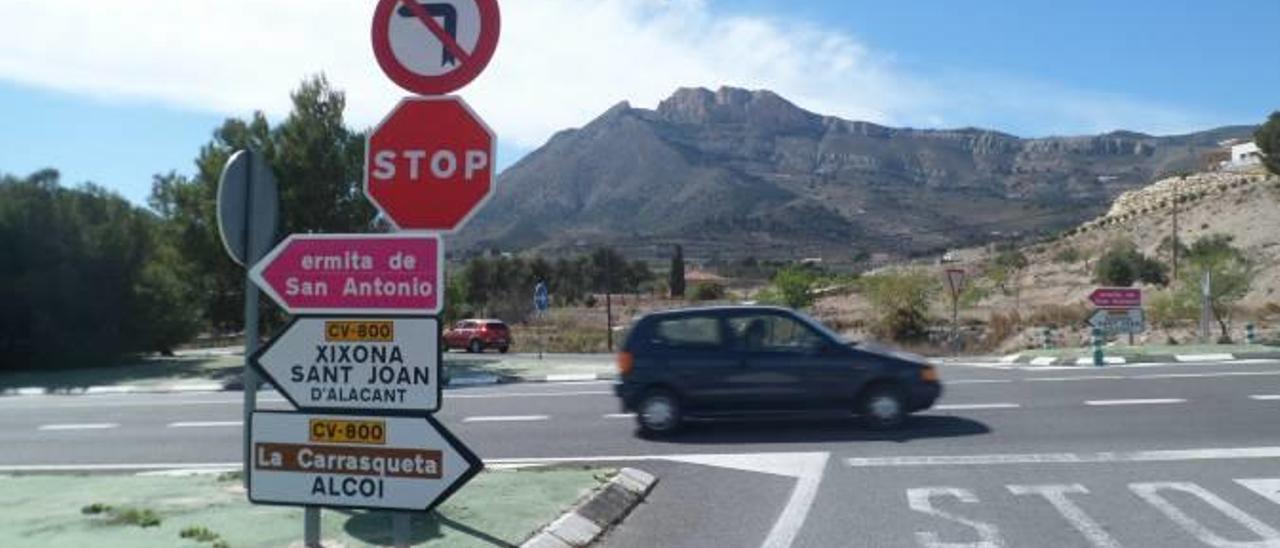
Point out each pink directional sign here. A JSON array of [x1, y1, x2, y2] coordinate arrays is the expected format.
[[250, 233, 442, 315], [1089, 287, 1142, 309]]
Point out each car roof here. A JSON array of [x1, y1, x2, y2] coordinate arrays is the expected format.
[[459, 318, 505, 323], [636, 305, 797, 320]]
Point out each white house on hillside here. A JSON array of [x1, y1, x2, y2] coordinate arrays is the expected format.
[[1222, 141, 1262, 170]]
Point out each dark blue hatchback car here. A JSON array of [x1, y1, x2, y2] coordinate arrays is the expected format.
[[613, 306, 942, 435]]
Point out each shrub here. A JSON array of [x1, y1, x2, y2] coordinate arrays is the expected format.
[[859, 270, 939, 342], [772, 266, 818, 309], [691, 282, 727, 301], [1026, 303, 1090, 328], [1054, 247, 1083, 264]]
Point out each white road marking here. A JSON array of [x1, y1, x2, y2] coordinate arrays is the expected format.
[[1249, 395, 1280, 401], [907, 487, 1005, 548], [1026, 375, 1126, 382], [462, 415, 550, 423], [946, 380, 1015, 385], [1130, 482, 1280, 547], [934, 403, 1021, 410], [544, 373, 601, 382], [0, 462, 239, 473], [1085, 398, 1186, 406], [1175, 353, 1236, 362], [38, 423, 118, 431], [448, 390, 611, 399], [485, 451, 831, 548], [1236, 478, 1280, 506], [1008, 484, 1120, 548], [0, 396, 288, 409], [846, 446, 1280, 467], [1135, 371, 1280, 380], [167, 421, 242, 428], [602, 413, 635, 419]]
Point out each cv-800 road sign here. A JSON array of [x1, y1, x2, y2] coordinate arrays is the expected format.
[[250, 412, 481, 511], [253, 317, 441, 414]]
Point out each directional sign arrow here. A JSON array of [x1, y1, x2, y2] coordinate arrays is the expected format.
[[253, 317, 441, 414], [249, 411, 482, 511], [1089, 287, 1142, 309], [249, 233, 443, 315]]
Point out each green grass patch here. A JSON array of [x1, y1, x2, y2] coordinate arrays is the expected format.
[[0, 467, 611, 547]]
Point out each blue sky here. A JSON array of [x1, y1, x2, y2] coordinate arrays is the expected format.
[[0, 0, 1275, 207]]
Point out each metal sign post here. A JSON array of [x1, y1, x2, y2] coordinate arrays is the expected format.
[[534, 282, 549, 360], [944, 269, 966, 355], [216, 149, 278, 487]]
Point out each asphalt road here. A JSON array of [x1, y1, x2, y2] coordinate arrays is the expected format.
[[4, 358, 1280, 547]]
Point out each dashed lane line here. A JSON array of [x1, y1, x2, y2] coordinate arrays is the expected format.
[[1084, 398, 1187, 406], [603, 413, 636, 419], [37, 423, 119, 431], [167, 421, 242, 428], [934, 403, 1021, 410], [462, 415, 550, 423], [1250, 395, 1280, 401]]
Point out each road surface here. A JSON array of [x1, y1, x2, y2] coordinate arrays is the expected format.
[[3, 358, 1280, 547]]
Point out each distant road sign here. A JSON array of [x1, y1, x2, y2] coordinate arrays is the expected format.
[[945, 268, 966, 298], [1090, 287, 1142, 309], [253, 317, 441, 414], [250, 233, 443, 315], [250, 411, 481, 511], [217, 150, 278, 266], [534, 282, 549, 313], [364, 97, 496, 231], [371, 0, 501, 95], [1087, 308, 1146, 335]]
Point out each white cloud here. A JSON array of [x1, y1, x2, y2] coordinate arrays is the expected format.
[[0, 0, 1217, 152]]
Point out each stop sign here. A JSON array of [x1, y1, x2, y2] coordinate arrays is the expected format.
[[364, 97, 495, 231]]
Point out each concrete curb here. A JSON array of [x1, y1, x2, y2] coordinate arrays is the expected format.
[[1010, 351, 1280, 366], [522, 468, 657, 548]]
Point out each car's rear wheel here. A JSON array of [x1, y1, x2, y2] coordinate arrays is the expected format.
[[468, 340, 482, 353], [858, 384, 907, 430], [636, 389, 682, 436]]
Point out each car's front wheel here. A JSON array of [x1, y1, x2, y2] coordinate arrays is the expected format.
[[468, 340, 483, 353], [858, 384, 907, 430], [636, 389, 683, 436]]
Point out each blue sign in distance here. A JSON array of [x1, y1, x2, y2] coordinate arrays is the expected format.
[[534, 282, 549, 312]]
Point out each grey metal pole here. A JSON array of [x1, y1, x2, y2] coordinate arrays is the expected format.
[[304, 507, 321, 547], [393, 513, 412, 548], [242, 150, 261, 488]]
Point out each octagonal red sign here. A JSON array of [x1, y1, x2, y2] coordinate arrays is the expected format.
[[364, 96, 495, 231]]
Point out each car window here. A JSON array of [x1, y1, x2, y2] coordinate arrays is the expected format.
[[486, 322, 507, 330], [652, 316, 723, 349], [729, 314, 825, 353]]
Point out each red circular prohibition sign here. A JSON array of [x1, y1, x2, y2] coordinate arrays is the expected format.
[[371, 0, 501, 96]]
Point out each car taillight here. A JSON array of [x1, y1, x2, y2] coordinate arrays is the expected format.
[[921, 366, 939, 382], [617, 352, 634, 376]]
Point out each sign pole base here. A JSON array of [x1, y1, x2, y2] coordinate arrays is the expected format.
[[304, 507, 321, 547], [393, 512, 411, 548]]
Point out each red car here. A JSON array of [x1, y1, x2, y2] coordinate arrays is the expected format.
[[444, 319, 512, 353]]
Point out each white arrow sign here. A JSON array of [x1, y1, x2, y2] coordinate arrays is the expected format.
[[253, 317, 441, 414], [1087, 308, 1146, 335], [250, 412, 481, 511]]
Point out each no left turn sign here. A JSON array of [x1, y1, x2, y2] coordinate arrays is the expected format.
[[372, 0, 501, 95]]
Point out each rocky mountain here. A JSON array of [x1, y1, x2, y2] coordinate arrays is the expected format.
[[455, 86, 1254, 264]]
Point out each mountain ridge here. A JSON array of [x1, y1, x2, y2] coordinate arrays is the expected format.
[[457, 86, 1255, 263]]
